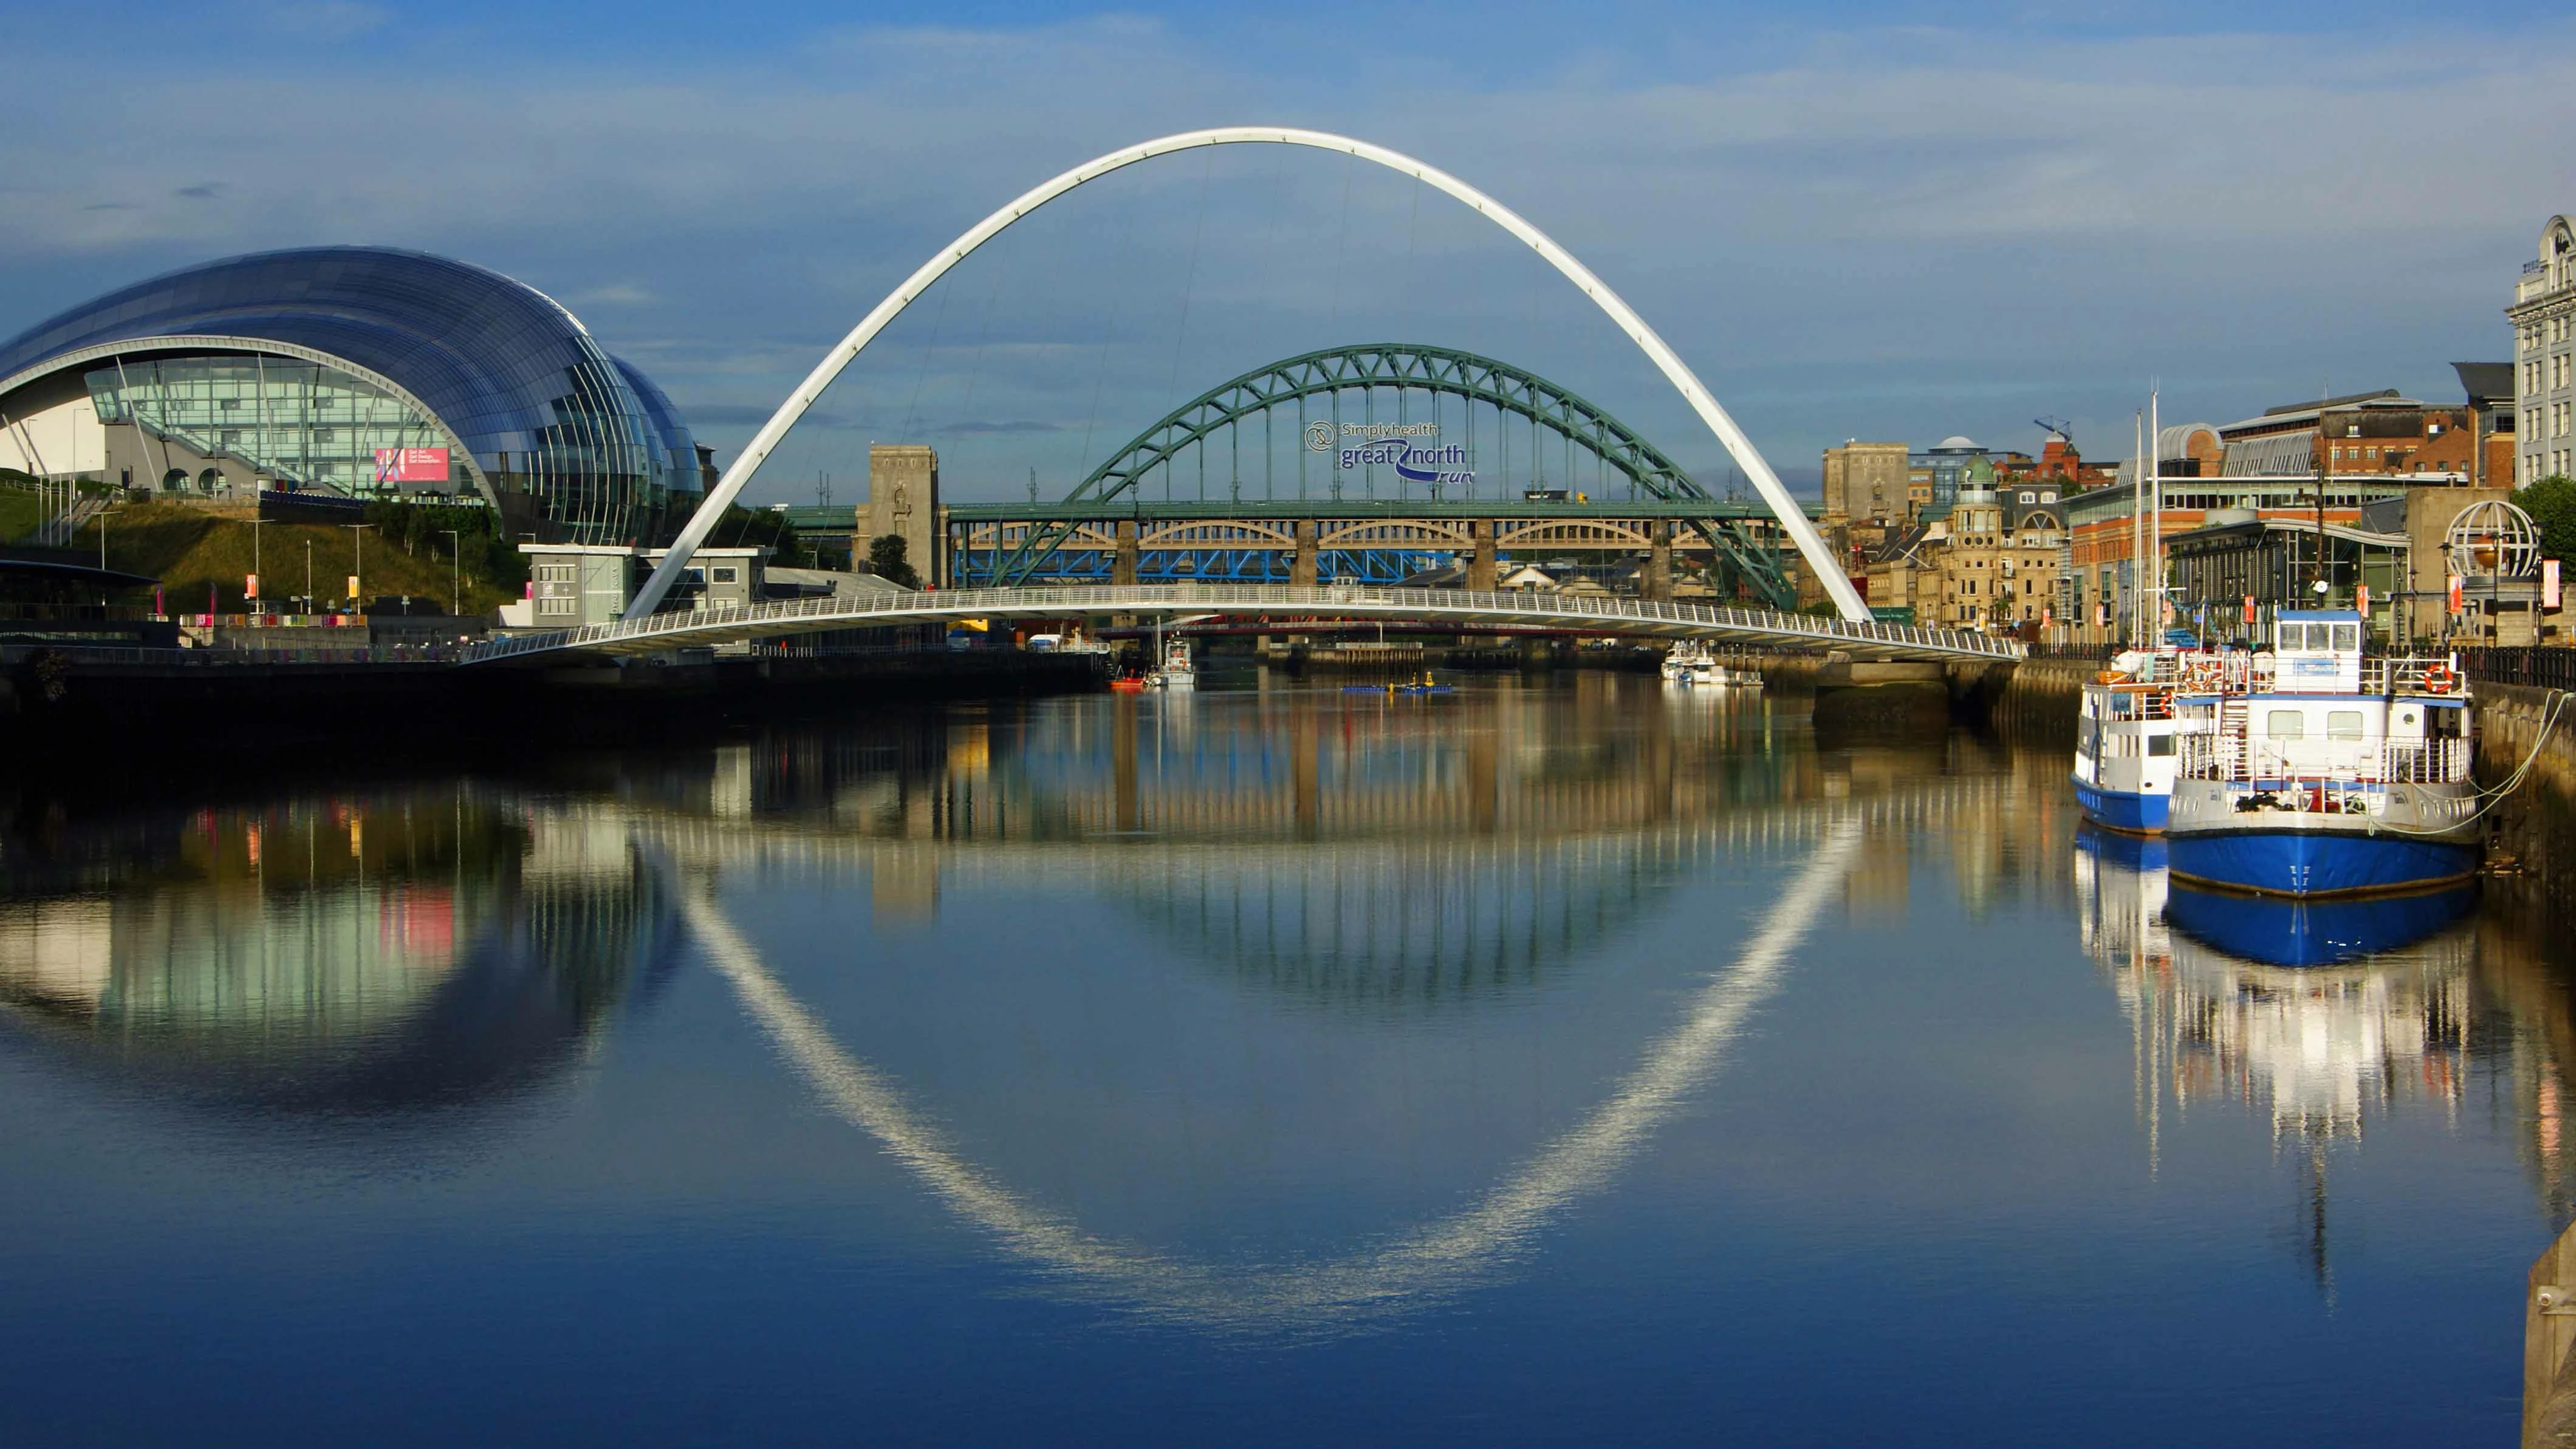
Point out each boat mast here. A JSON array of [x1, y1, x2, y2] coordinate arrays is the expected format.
[[2131, 409, 2146, 649], [2150, 385, 2162, 642]]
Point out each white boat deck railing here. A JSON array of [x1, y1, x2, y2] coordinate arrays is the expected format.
[[2179, 733, 2471, 787]]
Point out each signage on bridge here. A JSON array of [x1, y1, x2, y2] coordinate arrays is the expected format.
[[1306, 420, 1474, 489]]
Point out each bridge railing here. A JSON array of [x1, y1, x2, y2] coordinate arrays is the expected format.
[[462, 585, 2024, 665]]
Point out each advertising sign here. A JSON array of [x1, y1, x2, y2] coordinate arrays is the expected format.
[[373, 447, 450, 485], [2547, 558, 2562, 611], [2447, 574, 2465, 615], [1307, 420, 1475, 490], [2355, 584, 2369, 617], [245, 573, 259, 600]]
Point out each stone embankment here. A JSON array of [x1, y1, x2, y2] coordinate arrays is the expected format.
[[2474, 683, 2576, 914]]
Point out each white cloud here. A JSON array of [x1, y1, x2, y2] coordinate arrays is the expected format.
[[2, 15, 2569, 491]]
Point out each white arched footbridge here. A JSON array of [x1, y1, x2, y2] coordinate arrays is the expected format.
[[631, 125, 1874, 623], [463, 584, 2023, 664]]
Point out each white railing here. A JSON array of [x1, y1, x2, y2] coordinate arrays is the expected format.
[[2156, 650, 2464, 697], [462, 584, 2027, 666], [2179, 732, 2470, 786]]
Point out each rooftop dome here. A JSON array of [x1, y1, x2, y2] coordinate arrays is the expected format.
[[1936, 434, 1978, 451]]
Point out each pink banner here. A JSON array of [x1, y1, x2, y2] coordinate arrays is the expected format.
[[373, 447, 450, 484]]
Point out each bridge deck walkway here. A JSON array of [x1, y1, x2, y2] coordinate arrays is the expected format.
[[465, 584, 2021, 665]]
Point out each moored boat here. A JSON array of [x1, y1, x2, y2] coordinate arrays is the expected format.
[[2165, 611, 2479, 897], [2072, 647, 2196, 834], [1146, 636, 1196, 690], [1661, 640, 1760, 688]]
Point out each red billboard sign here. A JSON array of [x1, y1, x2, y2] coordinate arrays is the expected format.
[[373, 447, 450, 484]]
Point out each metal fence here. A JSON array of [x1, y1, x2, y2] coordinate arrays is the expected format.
[[2458, 648, 2576, 692]]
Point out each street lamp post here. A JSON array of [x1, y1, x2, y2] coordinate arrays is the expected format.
[[304, 538, 313, 614], [439, 529, 461, 616], [344, 524, 373, 612]]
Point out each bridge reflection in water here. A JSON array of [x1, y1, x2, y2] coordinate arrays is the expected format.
[[6, 685, 2576, 1343]]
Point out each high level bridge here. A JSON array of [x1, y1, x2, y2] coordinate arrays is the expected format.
[[463, 583, 2020, 664]]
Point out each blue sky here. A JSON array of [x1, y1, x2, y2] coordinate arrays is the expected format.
[[5, 1, 2572, 498]]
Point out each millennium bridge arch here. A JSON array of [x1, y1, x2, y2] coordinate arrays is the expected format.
[[632, 126, 1870, 622], [965, 342, 1800, 606]]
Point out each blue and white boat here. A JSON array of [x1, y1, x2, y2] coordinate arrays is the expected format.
[[2072, 648, 2194, 834], [2165, 611, 2479, 897]]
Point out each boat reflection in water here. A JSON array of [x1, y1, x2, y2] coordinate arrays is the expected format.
[[2076, 824, 2481, 1287]]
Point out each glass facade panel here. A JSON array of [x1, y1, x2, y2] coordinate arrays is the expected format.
[[86, 356, 449, 499]]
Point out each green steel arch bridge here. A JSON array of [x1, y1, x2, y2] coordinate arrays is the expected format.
[[954, 342, 1803, 608]]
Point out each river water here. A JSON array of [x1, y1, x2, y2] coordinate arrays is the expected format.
[[1, 675, 2568, 1445]]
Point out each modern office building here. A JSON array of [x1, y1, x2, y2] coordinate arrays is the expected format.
[[0, 246, 702, 543], [2510, 214, 2576, 485]]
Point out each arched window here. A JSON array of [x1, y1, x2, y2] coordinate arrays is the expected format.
[[198, 468, 222, 492], [162, 468, 189, 491]]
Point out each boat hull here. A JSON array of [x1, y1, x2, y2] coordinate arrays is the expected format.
[[2167, 827, 2478, 898], [2073, 775, 2169, 834]]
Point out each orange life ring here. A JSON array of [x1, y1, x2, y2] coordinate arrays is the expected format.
[[2423, 663, 2456, 695]]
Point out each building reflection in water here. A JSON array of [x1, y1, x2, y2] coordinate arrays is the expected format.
[[0, 787, 677, 1117], [2074, 824, 2576, 1285]]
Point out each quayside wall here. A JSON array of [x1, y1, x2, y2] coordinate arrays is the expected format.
[[2473, 683, 2576, 914]]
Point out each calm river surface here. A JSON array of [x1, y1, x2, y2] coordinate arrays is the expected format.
[[2, 675, 2570, 1445]]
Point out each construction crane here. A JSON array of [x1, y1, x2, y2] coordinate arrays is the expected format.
[[2033, 416, 2076, 447]]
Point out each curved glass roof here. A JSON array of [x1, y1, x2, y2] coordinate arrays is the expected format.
[[0, 246, 697, 542]]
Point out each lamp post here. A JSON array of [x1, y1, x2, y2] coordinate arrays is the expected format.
[[439, 529, 461, 616], [303, 538, 313, 614], [248, 517, 263, 608], [344, 523, 372, 611]]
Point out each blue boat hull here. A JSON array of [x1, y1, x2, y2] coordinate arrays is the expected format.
[[2162, 882, 2476, 966], [2167, 829, 2478, 898], [2072, 775, 2168, 834]]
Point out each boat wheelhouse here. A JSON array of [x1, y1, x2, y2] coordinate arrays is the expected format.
[[1661, 640, 1759, 688], [2164, 611, 2478, 898]]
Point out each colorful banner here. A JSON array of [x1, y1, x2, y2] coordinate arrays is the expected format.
[[2447, 575, 2464, 615], [372, 447, 450, 484], [2547, 559, 2562, 611]]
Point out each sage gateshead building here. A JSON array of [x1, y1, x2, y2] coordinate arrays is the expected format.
[[0, 246, 704, 543]]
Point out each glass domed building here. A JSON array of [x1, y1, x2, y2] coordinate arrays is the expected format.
[[0, 246, 702, 544]]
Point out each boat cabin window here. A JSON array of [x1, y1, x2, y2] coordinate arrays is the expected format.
[[2148, 734, 2176, 756], [2326, 710, 2365, 741], [2266, 709, 2306, 739], [2275, 622, 2360, 651]]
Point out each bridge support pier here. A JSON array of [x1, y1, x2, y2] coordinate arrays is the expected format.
[[1113, 519, 1139, 587], [1646, 521, 1673, 603], [1468, 519, 1496, 592], [1292, 520, 1318, 588], [1812, 658, 1951, 735]]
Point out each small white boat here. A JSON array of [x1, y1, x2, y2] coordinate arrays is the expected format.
[[2074, 647, 2194, 834], [1661, 640, 1760, 688], [1146, 635, 1196, 690]]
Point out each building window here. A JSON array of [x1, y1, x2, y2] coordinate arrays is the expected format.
[[711, 566, 739, 584]]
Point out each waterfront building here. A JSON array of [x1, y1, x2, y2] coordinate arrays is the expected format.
[[0, 247, 703, 544], [2509, 215, 2576, 484], [2064, 380, 2516, 648], [516, 543, 775, 626], [1922, 468, 2066, 631]]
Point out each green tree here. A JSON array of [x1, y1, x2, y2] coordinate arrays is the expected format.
[[866, 533, 920, 588], [2524, 474, 2576, 560]]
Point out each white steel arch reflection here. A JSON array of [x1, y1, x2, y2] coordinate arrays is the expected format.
[[635, 127, 1869, 622], [673, 821, 1860, 1333]]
